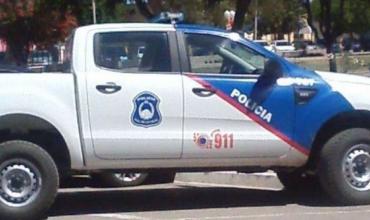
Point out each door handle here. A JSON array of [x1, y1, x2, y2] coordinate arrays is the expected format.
[[192, 87, 216, 97], [96, 82, 122, 94]]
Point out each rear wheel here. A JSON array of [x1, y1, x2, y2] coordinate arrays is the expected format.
[[92, 172, 148, 187], [318, 128, 370, 205], [0, 140, 59, 220]]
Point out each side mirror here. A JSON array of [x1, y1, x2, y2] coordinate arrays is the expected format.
[[250, 59, 283, 104], [263, 59, 283, 81]]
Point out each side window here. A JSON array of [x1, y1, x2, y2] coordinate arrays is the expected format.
[[184, 33, 267, 75], [94, 32, 171, 72]]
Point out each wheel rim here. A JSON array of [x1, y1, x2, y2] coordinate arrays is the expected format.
[[114, 173, 142, 183], [342, 144, 370, 191], [0, 159, 42, 207]]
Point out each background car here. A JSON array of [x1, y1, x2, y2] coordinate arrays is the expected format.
[[28, 50, 53, 66], [272, 40, 295, 52], [331, 43, 344, 54], [351, 41, 362, 52], [254, 40, 274, 51], [293, 40, 326, 56]]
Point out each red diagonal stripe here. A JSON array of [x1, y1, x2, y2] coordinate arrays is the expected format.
[[186, 74, 309, 156]]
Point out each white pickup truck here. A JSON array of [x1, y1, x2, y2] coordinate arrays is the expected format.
[[2, 23, 370, 220]]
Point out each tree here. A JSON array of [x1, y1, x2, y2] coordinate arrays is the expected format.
[[0, 0, 78, 65], [136, 0, 164, 20], [250, 0, 303, 39], [232, 0, 252, 31], [307, 0, 370, 71], [317, 0, 340, 54], [133, 0, 251, 30], [301, 0, 320, 41], [136, 0, 155, 19]]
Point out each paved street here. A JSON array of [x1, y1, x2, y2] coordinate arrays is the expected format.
[[48, 175, 370, 220]]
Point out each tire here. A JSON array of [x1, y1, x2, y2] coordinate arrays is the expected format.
[[92, 172, 149, 187], [0, 140, 59, 220], [318, 128, 370, 205], [277, 171, 319, 191]]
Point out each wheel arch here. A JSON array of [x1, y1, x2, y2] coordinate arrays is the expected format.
[[308, 110, 370, 170], [0, 113, 72, 177]]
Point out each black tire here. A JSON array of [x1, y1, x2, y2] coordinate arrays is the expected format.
[[277, 171, 319, 191], [318, 128, 370, 205], [0, 140, 59, 220], [92, 172, 149, 187]]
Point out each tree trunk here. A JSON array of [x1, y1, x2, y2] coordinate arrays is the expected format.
[[2, 20, 31, 66], [207, 0, 222, 8], [232, 0, 252, 31], [319, 0, 337, 72], [4, 40, 29, 66], [302, 0, 320, 41], [135, 0, 156, 19]]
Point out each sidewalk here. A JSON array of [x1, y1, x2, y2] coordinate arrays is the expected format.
[[174, 171, 283, 190]]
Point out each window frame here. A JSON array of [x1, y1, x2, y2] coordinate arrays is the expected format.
[[178, 31, 269, 79], [93, 31, 180, 74]]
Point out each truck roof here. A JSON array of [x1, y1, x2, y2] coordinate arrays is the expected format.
[[76, 23, 228, 34], [175, 24, 228, 33], [76, 23, 176, 32]]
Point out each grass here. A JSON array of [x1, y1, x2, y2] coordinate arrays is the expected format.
[[289, 53, 370, 74]]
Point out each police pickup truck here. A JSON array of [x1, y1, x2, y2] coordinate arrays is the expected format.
[[1, 23, 370, 220]]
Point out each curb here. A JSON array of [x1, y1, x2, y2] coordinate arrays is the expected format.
[[174, 172, 283, 190]]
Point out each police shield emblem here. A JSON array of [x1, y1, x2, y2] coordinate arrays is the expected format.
[[131, 92, 161, 128]]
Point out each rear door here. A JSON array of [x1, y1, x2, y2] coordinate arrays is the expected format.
[[85, 29, 183, 159], [179, 32, 296, 159]]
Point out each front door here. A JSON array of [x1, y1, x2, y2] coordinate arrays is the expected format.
[[181, 32, 296, 159], [86, 30, 183, 159]]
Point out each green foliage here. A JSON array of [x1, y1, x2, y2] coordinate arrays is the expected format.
[[160, 0, 234, 27], [1, 0, 369, 65], [0, 0, 79, 64], [342, 0, 370, 34], [311, 0, 370, 36], [249, 0, 304, 36]]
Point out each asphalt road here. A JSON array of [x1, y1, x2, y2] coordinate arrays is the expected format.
[[46, 176, 370, 220]]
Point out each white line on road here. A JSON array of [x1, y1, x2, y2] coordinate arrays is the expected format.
[[89, 214, 149, 220], [171, 208, 370, 220]]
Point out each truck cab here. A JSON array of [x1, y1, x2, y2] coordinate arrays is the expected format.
[[77, 24, 308, 169]]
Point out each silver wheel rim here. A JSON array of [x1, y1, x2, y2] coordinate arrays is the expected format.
[[114, 173, 142, 182], [0, 159, 42, 207], [342, 144, 370, 191]]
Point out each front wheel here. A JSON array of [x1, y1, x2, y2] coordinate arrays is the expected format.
[[0, 141, 59, 220], [319, 128, 370, 205], [277, 171, 319, 191]]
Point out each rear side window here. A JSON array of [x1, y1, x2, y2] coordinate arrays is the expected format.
[[94, 32, 171, 72]]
